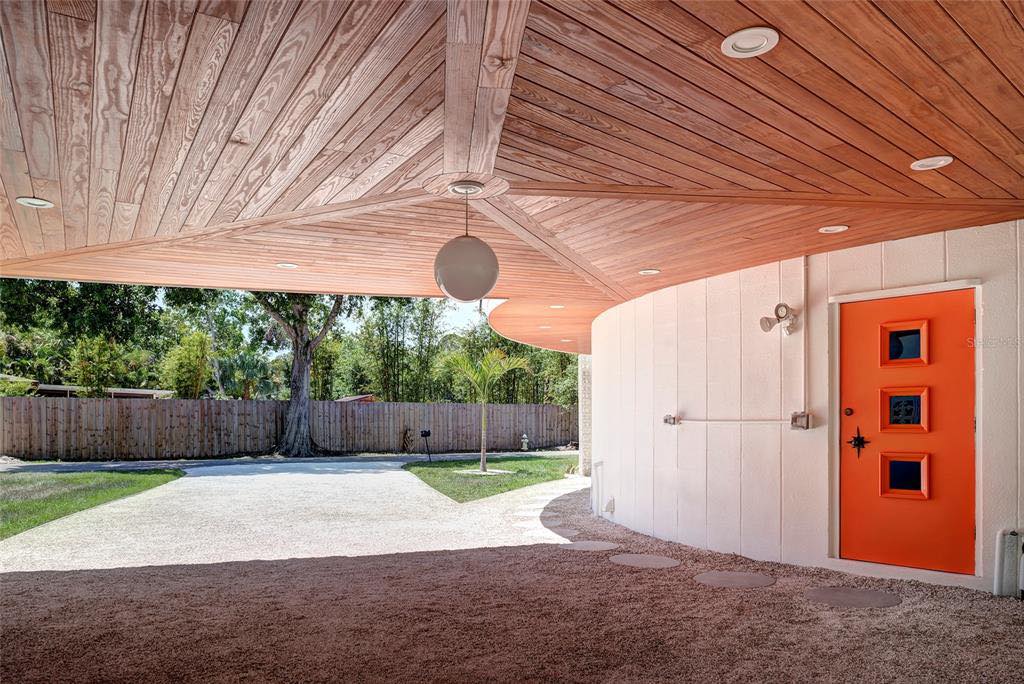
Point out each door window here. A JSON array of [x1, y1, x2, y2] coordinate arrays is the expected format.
[[880, 386, 929, 432], [879, 319, 929, 367], [879, 452, 930, 500]]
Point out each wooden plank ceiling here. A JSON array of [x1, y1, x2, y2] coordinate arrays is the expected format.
[[1, 0, 1022, 353]]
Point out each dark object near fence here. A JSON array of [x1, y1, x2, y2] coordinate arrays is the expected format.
[[420, 430, 432, 462]]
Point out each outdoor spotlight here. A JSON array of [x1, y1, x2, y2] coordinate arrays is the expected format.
[[760, 302, 798, 335]]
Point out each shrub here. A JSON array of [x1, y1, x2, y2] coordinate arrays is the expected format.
[[161, 332, 212, 399], [0, 379, 35, 396], [68, 336, 125, 397]]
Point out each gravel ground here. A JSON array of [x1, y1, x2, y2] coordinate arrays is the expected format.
[[0, 460, 587, 572], [3, 487, 1022, 683]]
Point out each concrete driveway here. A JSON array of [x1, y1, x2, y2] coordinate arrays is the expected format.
[[0, 460, 588, 572]]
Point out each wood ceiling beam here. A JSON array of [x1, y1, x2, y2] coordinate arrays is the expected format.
[[1, 189, 437, 268], [473, 195, 631, 301], [504, 182, 1024, 214], [444, 0, 530, 175]]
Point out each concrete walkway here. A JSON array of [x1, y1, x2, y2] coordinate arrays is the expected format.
[[0, 459, 588, 572]]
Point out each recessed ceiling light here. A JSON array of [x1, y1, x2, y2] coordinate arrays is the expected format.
[[15, 196, 54, 209], [549, 304, 565, 309], [638, 268, 661, 276], [538, 325, 552, 330], [818, 225, 849, 234], [910, 155, 953, 171], [721, 27, 779, 59], [276, 262, 299, 269], [560, 339, 572, 343], [448, 180, 485, 195]]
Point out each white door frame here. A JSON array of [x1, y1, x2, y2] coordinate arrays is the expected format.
[[826, 278, 983, 584]]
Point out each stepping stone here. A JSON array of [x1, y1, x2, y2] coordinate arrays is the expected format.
[[693, 570, 776, 588], [540, 518, 564, 527], [559, 540, 619, 551], [549, 527, 579, 538], [609, 553, 680, 569], [804, 586, 901, 608]]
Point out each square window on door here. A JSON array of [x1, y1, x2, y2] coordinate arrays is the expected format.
[[880, 452, 930, 499], [889, 330, 920, 360], [880, 386, 930, 432], [879, 320, 929, 367], [889, 395, 921, 424], [889, 460, 921, 490]]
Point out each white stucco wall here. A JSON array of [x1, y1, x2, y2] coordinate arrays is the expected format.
[[591, 220, 1022, 590]]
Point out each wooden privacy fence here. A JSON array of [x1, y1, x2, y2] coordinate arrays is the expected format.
[[0, 398, 578, 461]]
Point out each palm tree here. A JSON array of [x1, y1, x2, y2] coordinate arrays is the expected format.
[[447, 349, 530, 472], [222, 352, 274, 400]]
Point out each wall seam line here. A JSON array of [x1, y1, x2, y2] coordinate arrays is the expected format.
[[774, 259, 782, 557], [739, 274, 744, 557], [704, 279, 710, 550]]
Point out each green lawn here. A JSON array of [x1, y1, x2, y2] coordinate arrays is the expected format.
[[0, 469, 183, 540], [403, 455, 576, 503]]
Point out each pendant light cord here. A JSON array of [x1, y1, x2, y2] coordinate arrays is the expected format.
[[464, 194, 469, 237]]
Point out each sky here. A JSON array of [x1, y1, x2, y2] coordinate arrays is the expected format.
[[443, 298, 503, 331], [338, 297, 504, 334]]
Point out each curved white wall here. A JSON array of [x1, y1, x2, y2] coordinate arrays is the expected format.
[[590, 220, 1023, 589]]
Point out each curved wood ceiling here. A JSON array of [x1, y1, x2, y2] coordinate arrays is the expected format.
[[1, 0, 1022, 353]]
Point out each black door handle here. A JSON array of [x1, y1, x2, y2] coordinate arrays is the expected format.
[[846, 426, 870, 457]]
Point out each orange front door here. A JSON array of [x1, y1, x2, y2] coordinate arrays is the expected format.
[[839, 289, 975, 574]]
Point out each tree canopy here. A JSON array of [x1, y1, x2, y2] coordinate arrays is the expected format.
[[0, 280, 577, 407]]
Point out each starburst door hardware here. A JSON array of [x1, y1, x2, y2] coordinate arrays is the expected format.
[[846, 426, 870, 457]]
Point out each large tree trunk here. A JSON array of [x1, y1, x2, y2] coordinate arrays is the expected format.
[[279, 339, 313, 457], [479, 401, 487, 472], [206, 309, 225, 396], [251, 293, 345, 458]]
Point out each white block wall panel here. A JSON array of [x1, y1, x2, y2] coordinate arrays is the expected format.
[[652, 465, 679, 542], [740, 424, 782, 562], [593, 307, 619, 521], [590, 310, 610, 516], [946, 222, 1020, 581], [781, 427, 827, 564], [706, 272, 741, 420], [652, 288, 679, 541], [617, 301, 637, 530], [706, 423, 741, 554], [677, 279, 708, 419], [740, 263, 782, 420], [677, 421, 707, 548], [1019, 221, 1023, 530], [634, 295, 655, 535], [827, 243, 882, 296], [780, 258, 806, 416], [882, 232, 945, 288], [782, 253, 830, 565]]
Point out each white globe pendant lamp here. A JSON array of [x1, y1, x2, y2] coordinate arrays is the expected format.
[[434, 181, 499, 303]]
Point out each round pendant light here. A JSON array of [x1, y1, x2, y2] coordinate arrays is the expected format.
[[434, 181, 499, 302], [434, 235, 499, 302]]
